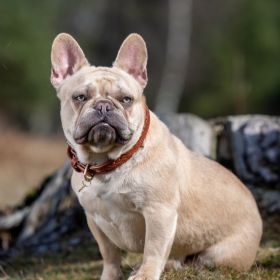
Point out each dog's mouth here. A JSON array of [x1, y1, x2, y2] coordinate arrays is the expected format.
[[75, 122, 130, 146], [73, 112, 132, 148]]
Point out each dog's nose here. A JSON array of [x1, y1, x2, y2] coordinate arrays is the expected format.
[[94, 100, 114, 115]]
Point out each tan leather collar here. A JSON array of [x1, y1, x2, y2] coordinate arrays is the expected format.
[[67, 105, 150, 180]]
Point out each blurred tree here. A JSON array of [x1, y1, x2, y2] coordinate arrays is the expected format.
[[155, 0, 192, 113], [183, 0, 280, 117], [0, 0, 279, 133], [239, 0, 280, 115], [0, 0, 60, 132]]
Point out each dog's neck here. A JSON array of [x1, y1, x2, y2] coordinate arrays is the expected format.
[[90, 152, 109, 166]]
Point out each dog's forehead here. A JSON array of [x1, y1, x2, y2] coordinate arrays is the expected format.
[[85, 68, 124, 87], [62, 66, 141, 96]]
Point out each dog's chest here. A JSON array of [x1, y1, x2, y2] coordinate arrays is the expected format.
[[72, 172, 146, 252]]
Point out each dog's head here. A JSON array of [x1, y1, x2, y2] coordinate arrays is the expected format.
[[50, 33, 148, 163]]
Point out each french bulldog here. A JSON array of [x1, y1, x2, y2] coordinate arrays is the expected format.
[[50, 33, 262, 280]]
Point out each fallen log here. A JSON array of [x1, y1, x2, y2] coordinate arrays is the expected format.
[[0, 114, 279, 257], [0, 163, 84, 257]]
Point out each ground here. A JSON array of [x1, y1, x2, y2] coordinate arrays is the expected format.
[[1, 231, 280, 280], [0, 129, 65, 208], [0, 130, 279, 279]]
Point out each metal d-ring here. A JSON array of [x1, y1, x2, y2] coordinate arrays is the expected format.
[[78, 164, 94, 192], [83, 164, 93, 182]]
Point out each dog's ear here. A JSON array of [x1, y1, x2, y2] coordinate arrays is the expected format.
[[50, 33, 89, 89], [113, 34, 148, 88]]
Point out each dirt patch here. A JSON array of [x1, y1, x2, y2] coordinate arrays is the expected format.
[[0, 129, 66, 209]]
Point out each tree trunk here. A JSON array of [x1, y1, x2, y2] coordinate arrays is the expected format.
[[1, 114, 279, 258], [0, 163, 86, 257], [155, 0, 193, 113]]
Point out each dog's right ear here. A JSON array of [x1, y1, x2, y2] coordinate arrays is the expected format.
[[50, 33, 89, 89]]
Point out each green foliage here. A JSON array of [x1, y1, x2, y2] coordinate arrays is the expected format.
[[0, 1, 60, 130], [188, 0, 280, 117], [0, 0, 279, 131]]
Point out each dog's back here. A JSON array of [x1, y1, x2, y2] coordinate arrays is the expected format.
[[166, 125, 262, 270]]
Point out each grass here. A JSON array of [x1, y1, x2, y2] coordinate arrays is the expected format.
[[1, 234, 279, 280]]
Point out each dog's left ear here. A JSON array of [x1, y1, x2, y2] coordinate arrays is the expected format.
[[113, 34, 148, 88]]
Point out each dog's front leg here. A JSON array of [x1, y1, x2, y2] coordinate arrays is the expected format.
[[129, 204, 177, 280], [86, 213, 123, 280]]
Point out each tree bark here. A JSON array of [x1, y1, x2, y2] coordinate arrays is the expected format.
[[0, 163, 85, 257], [155, 0, 193, 113], [1, 114, 279, 257]]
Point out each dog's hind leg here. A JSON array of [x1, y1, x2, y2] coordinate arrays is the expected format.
[[164, 258, 184, 272], [196, 231, 260, 271]]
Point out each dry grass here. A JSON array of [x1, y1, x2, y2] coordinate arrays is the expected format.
[[0, 129, 66, 208]]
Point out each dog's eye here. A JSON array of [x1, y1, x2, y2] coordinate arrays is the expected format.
[[73, 94, 87, 102], [120, 96, 133, 104]]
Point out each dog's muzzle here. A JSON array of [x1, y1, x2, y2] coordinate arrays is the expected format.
[[73, 100, 132, 147]]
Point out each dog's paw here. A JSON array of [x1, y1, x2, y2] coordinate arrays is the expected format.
[[128, 263, 160, 280], [127, 274, 154, 280], [164, 259, 183, 272], [128, 269, 158, 280]]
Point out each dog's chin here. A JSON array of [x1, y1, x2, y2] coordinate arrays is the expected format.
[[88, 123, 116, 148]]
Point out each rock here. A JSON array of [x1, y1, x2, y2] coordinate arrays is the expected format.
[[159, 113, 215, 158], [213, 115, 280, 215], [253, 188, 280, 215], [216, 115, 280, 188]]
